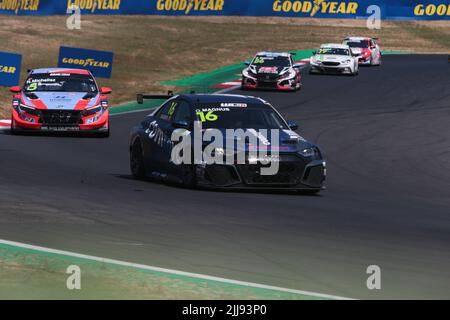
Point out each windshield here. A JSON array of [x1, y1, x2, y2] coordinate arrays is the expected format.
[[317, 48, 350, 56], [23, 73, 98, 93], [195, 104, 288, 130], [251, 56, 291, 68], [345, 41, 369, 48]]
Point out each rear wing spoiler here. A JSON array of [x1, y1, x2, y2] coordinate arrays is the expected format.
[[136, 91, 174, 104]]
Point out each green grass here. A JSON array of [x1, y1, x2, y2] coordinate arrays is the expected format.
[[0, 242, 330, 300]]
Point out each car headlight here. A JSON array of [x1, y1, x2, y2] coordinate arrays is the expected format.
[[298, 147, 320, 158], [82, 105, 103, 116], [18, 104, 41, 116], [243, 68, 256, 78], [280, 69, 296, 81], [311, 57, 321, 64]]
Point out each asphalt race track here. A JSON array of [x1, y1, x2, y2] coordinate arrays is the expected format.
[[1, 55, 449, 299]]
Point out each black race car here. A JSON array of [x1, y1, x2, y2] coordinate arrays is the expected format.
[[129, 93, 326, 193], [241, 52, 303, 91]]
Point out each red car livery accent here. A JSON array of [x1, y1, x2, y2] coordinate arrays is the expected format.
[[343, 37, 382, 66]]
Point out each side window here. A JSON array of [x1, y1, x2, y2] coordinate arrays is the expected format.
[[173, 101, 192, 123], [155, 100, 178, 121]]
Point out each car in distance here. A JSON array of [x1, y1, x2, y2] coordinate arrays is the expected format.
[[241, 52, 303, 91], [309, 44, 359, 76], [10, 68, 112, 137], [129, 93, 326, 193], [343, 36, 382, 66]]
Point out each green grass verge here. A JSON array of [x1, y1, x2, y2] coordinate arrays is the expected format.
[[0, 242, 333, 300]]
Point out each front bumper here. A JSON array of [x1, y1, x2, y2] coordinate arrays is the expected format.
[[241, 75, 300, 91], [358, 56, 372, 65], [310, 63, 354, 74], [196, 156, 326, 191], [11, 108, 109, 132]]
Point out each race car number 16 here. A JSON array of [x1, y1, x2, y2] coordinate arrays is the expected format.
[[196, 111, 218, 122]]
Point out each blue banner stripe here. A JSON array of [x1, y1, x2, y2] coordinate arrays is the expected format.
[[57, 47, 114, 78], [0, 52, 22, 87], [0, 0, 449, 20]]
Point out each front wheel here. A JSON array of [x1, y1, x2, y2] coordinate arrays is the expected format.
[[130, 140, 146, 180], [298, 189, 321, 195], [10, 117, 20, 135], [97, 128, 110, 138], [181, 164, 197, 188]]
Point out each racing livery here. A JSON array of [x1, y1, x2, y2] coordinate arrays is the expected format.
[[129, 93, 326, 193], [241, 52, 302, 91], [343, 36, 382, 66], [10, 68, 111, 137], [309, 44, 359, 76]]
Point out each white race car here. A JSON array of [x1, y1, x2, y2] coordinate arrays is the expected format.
[[309, 44, 359, 76], [343, 36, 382, 66]]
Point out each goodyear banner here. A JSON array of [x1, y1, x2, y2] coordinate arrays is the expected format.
[[58, 46, 114, 78], [0, 52, 22, 87], [0, 0, 449, 20]]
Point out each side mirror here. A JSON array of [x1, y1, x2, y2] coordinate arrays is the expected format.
[[10, 86, 21, 93], [101, 87, 112, 94], [287, 120, 299, 131], [312, 51, 317, 55], [172, 119, 189, 129], [244, 60, 251, 66]]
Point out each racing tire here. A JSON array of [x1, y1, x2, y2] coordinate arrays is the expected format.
[[96, 128, 110, 138], [10, 117, 20, 135], [181, 163, 197, 189], [130, 139, 146, 180], [298, 189, 321, 195]]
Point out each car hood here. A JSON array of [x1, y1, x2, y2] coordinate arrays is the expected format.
[[201, 128, 316, 153], [314, 54, 351, 62], [22, 91, 99, 110]]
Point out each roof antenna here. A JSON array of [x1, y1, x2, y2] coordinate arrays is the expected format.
[[167, 90, 174, 96]]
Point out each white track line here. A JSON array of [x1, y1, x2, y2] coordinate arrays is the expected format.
[[0, 120, 10, 130], [0, 239, 352, 300]]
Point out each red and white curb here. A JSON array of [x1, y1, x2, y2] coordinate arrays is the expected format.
[[0, 119, 11, 130], [213, 58, 310, 89]]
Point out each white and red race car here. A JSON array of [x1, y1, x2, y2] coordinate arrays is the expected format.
[[343, 37, 382, 66], [10, 68, 111, 137]]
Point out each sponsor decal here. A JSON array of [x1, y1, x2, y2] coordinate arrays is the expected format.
[[272, 0, 358, 16], [259, 67, 279, 74], [156, 0, 225, 14], [414, 3, 450, 17], [58, 47, 114, 78], [171, 121, 281, 175], [0, 52, 22, 87], [220, 103, 247, 108], [0, 0, 39, 14], [67, 0, 121, 12]]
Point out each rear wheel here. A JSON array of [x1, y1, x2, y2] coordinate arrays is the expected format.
[[130, 139, 146, 180]]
